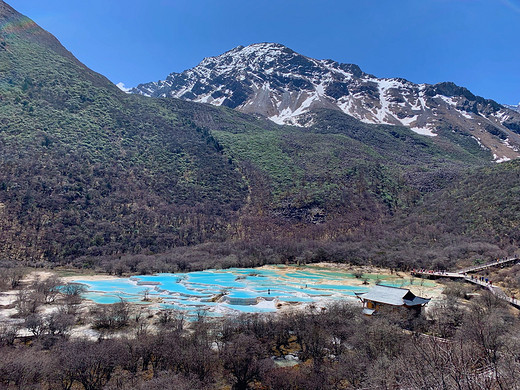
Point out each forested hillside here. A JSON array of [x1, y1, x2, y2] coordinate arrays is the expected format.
[[0, 0, 518, 270], [0, 1, 248, 261]]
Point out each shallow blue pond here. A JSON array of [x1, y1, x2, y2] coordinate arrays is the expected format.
[[75, 265, 427, 317]]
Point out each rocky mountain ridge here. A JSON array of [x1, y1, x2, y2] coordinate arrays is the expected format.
[[132, 43, 520, 162]]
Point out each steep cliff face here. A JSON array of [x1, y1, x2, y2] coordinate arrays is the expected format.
[[132, 43, 520, 162]]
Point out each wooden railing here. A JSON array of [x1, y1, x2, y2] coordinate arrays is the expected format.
[[457, 257, 519, 274], [411, 257, 520, 310]]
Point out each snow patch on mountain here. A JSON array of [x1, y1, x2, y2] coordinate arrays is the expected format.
[[495, 155, 511, 163], [116, 82, 132, 93], [411, 126, 437, 137], [131, 43, 520, 159], [471, 136, 488, 150]]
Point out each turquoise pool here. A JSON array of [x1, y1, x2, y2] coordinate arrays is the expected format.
[[75, 265, 431, 317]]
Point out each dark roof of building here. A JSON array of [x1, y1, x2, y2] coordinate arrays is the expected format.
[[358, 285, 430, 307], [403, 296, 431, 306]]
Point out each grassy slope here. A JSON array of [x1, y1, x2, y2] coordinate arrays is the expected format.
[[363, 159, 520, 269], [206, 107, 492, 219], [0, 1, 517, 268], [412, 160, 520, 242], [93, 101, 517, 271], [177, 104, 519, 268], [0, 3, 248, 261]]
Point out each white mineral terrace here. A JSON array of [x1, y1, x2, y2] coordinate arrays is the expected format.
[[73, 264, 443, 318]]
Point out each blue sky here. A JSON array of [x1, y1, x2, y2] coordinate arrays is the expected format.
[[7, 0, 520, 104]]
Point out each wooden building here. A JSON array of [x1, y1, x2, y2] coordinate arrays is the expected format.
[[356, 285, 430, 315]]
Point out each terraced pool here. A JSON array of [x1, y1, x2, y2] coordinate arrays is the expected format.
[[75, 265, 439, 318]]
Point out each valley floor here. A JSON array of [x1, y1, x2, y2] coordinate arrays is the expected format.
[[1, 262, 520, 389]]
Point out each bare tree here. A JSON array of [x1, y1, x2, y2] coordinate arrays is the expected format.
[[0, 323, 19, 346], [397, 334, 485, 390], [2, 267, 26, 290], [428, 295, 465, 338], [222, 333, 272, 390], [142, 288, 151, 302], [32, 275, 62, 304], [0, 347, 47, 390], [136, 371, 201, 390], [15, 287, 41, 317], [54, 339, 123, 390], [156, 309, 186, 333], [91, 298, 130, 330], [47, 312, 75, 336], [61, 283, 86, 306], [25, 313, 47, 337]]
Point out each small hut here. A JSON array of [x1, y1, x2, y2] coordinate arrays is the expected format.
[[356, 285, 430, 315]]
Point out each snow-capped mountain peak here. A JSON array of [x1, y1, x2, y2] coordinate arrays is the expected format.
[[131, 43, 520, 161]]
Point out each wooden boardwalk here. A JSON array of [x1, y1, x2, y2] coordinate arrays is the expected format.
[[411, 257, 520, 310], [463, 276, 520, 309], [410, 270, 464, 279], [458, 257, 519, 274]]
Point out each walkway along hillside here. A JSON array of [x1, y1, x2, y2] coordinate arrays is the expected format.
[[411, 257, 520, 310]]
